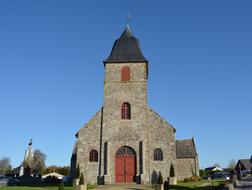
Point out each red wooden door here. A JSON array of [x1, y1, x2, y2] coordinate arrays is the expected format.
[[115, 157, 125, 183], [115, 146, 136, 183], [125, 156, 135, 183]]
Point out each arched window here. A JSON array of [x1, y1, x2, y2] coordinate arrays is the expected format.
[[121, 66, 130, 81], [121, 102, 131, 119], [116, 146, 136, 156], [89, 150, 98, 162], [154, 149, 163, 161]]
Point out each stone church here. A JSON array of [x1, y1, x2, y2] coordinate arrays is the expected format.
[[13, 139, 34, 177], [70, 25, 199, 184]]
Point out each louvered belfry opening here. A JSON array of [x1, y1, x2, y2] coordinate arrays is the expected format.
[[121, 102, 131, 119]]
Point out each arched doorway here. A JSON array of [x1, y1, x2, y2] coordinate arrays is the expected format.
[[115, 146, 136, 183]]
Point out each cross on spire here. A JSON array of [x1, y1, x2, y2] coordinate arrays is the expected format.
[[29, 138, 32, 146], [126, 12, 131, 26]]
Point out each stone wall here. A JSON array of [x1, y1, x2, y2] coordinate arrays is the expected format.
[[102, 62, 150, 183], [176, 157, 199, 180], [195, 155, 200, 176], [73, 61, 197, 185], [76, 109, 102, 184], [147, 107, 176, 183]]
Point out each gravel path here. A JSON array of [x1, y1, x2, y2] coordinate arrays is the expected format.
[[92, 184, 154, 190]]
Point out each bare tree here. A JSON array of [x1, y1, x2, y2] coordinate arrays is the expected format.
[[0, 157, 12, 175], [213, 163, 221, 168], [30, 149, 46, 174], [228, 159, 237, 169], [43, 165, 70, 175]]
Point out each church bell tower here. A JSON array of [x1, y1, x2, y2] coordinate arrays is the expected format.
[[101, 25, 150, 183]]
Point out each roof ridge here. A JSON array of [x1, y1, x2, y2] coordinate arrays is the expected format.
[[176, 139, 193, 142]]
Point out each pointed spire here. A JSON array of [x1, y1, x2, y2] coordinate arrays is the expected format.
[[104, 25, 147, 63], [120, 24, 133, 38]]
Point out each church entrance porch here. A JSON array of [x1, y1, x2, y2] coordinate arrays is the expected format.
[[115, 146, 136, 183]]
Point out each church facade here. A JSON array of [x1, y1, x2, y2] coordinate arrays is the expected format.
[[71, 26, 199, 184]]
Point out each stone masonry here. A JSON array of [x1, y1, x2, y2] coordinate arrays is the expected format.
[[71, 25, 199, 184]]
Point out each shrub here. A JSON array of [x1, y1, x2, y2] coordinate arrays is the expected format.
[[192, 176, 201, 181], [199, 169, 205, 178], [170, 164, 175, 177], [79, 173, 84, 185], [58, 182, 64, 190], [75, 164, 80, 179], [164, 180, 169, 190], [43, 176, 61, 185], [183, 176, 201, 183], [183, 178, 190, 183], [158, 172, 163, 184]]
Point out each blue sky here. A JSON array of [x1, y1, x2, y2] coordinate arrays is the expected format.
[[0, 0, 251, 169]]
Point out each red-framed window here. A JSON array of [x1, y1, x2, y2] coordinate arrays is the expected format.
[[154, 149, 163, 161], [121, 102, 131, 119], [89, 150, 98, 162]]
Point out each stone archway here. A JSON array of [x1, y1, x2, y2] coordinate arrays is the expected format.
[[115, 146, 136, 183]]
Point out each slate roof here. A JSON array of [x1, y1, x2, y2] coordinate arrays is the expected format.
[[176, 139, 198, 158], [104, 25, 147, 63], [237, 159, 251, 170], [205, 166, 223, 171], [12, 166, 22, 175], [42, 172, 64, 179]]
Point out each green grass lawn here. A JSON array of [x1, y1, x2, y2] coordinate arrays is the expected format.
[[0, 181, 225, 190], [0, 185, 96, 190]]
